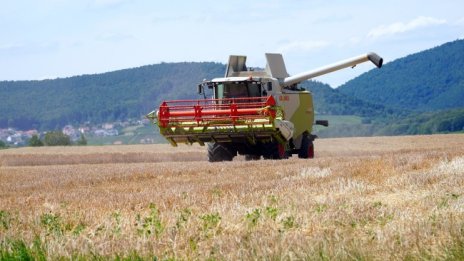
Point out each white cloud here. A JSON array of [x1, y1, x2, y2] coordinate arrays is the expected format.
[[367, 16, 447, 39], [278, 40, 330, 53]]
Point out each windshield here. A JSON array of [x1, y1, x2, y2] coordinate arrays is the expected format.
[[216, 81, 261, 99]]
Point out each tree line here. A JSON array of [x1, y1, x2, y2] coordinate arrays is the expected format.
[[29, 131, 87, 147]]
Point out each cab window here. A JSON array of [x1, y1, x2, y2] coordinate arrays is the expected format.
[[222, 81, 261, 98]]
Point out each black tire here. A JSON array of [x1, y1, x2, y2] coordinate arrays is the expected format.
[[207, 143, 235, 162], [298, 135, 314, 159], [262, 142, 288, 160]]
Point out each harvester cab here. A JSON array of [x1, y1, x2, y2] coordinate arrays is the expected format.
[[147, 52, 383, 162]]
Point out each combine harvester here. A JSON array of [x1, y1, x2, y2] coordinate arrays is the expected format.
[[147, 52, 383, 161]]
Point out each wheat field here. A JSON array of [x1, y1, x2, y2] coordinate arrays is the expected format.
[[1, 134, 464, 260]]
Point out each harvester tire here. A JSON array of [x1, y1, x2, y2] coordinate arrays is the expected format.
[[262, 142, 288, 160], [298, 135, 314, 159], [207, 143, 234, 162]]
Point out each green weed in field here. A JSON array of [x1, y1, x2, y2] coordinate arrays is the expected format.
[[245, 208, 261, 228], [72, 222, 86, 236], [200, 212, 221, 229], [175, 208, 191, 230], [0, 237, 46, 261], [265, 206, 279, 221], [200, 212, 221, 238], [0, 210, 11, 230], [315, 204, 328, 213], [136, 203, 164, 238], [40, 213, 63, 236], [112, 211, 122, 235], [372, 201, 383, 208], [281, 216, 296, 230]]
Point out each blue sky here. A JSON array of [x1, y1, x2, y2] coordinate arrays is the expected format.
[[1, 0, 463, 86]]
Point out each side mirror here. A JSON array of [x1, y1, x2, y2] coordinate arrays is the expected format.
[[197, 84, 203, 94], [315, 120, 329, 127]]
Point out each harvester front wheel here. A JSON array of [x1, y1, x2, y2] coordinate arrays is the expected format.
[[207, 143, 235, 162], [298, 135, 314, 159], [262, 142, 288, 160]]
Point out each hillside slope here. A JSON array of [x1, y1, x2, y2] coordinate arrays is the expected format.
[[0, 63, 224, 129], [302, 81, 403, 120], [338, 39, 464, 111]]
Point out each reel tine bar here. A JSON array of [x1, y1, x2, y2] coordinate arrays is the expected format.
[[157, 96, 277, 128]]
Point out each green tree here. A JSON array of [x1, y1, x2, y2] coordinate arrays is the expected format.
[[77, 134, 87, 146], [44, 131, 71, 146], [0, 140, 7, 149], [28, 134, 44, 147]]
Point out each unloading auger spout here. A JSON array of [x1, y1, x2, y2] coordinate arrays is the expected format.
[[282, 52, 383, 87]]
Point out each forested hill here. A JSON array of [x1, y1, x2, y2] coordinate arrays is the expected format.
[[0, 62, 224, 130], [1, 39, 463, 132], [302, 81, 403, 119], [338, 39, 464, 111]]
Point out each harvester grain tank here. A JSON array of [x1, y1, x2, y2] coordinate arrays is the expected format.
[[147, 52, 383, 161]]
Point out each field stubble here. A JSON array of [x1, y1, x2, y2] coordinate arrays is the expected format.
[[0, 134, 464, 259]]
